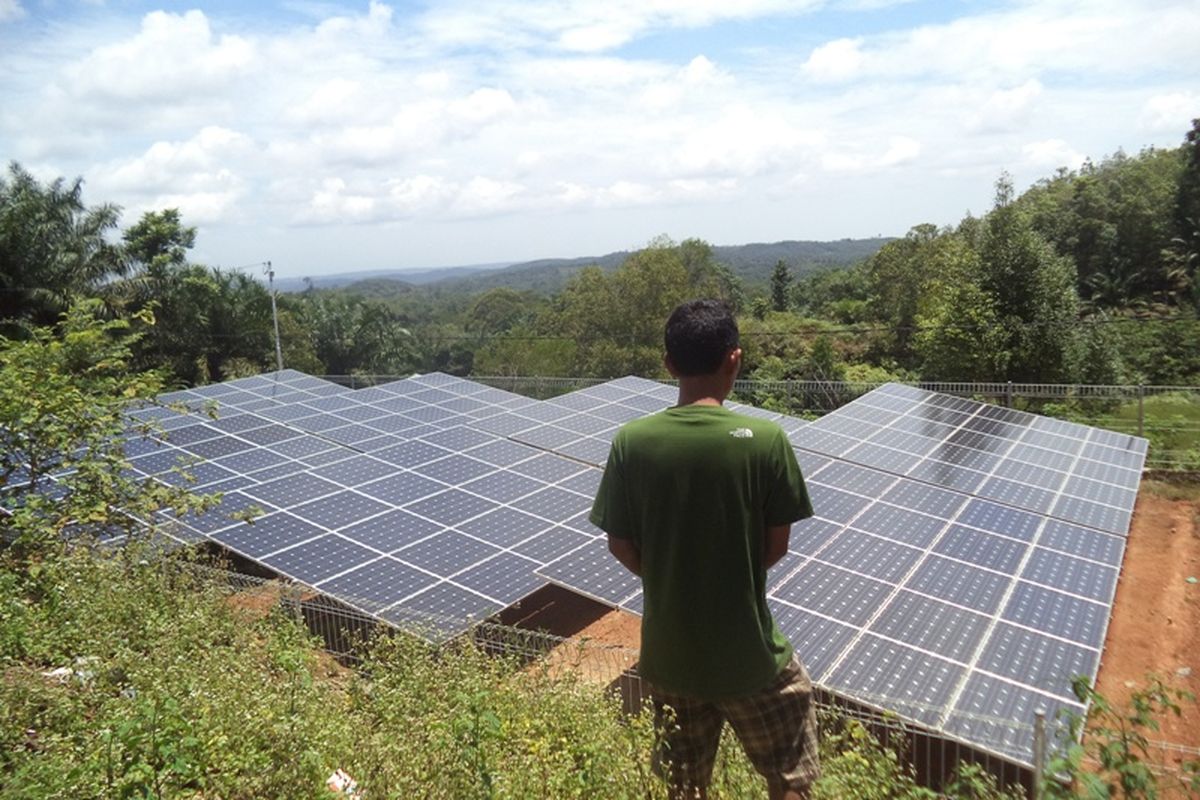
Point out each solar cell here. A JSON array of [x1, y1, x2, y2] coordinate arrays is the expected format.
[[976, 623, 1098, 701], [405, 489, 497, 526], [946, 674, 1084, 762], [395, 531, 501, 575], [212, 511, 324, 558], [339, 509, 442, 552], [414, 454, 495, 485], [537, 540, 640, 605], [317, 557, 438, 613], [1001, 581, 1108, 647], [819, 529, 923, 583], [456, 506, 553, 547], [460, 470, 544, 503], [870, 591, 989, 662], [513, 526, 592, 562], [934, 525, 1028, 573], [906, 556, 1011, 614], [264, 534, 379, 584], [773, 562, 893, 627], [1021, 548, 1117, 602], [455, 552, 543, 604], [290, 490, 392, 531], [381, 582, 503, 641], [826, 636, 965, 726], [1037, 520, 1124, 566], [242, 473, 342, 508]]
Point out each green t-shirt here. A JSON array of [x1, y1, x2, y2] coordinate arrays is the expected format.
[[589, 403, 813, 698]]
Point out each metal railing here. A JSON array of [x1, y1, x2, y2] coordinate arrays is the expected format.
[[320, 375, 1200, 472]]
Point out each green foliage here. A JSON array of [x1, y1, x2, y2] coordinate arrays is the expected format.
[[0, 303, 214, 548], [540, 237, 741, 378], [977, 175, 1083, 383], [0, 162, 125, 333], [285, 291, 419, 377], [124, 264, 281, 383], [122, 209, 196, 270], [792, 263, 871, 323], [1046, 676, 1200, 799], [1019, 145, 1188, 309], [811, 717, 1023, 800], [770, 260, 792, 312]]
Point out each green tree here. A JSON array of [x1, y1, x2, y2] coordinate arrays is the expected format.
[[1170, 119, 1200, 309], [0, 163, 124, 333], [1019, 147, 1185, 308], [122, 208, 196, 270], [0, 302, 213, 548], [465, 287, 534, 340], [770, 260, 792, 312], [977, 175, 1083, 383], [549, 238, 717, 377], [289, 292, 418, 377], [126, 264, 278, 383], [865, 223, 945, 364]]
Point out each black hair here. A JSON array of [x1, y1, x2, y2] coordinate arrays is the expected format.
[[664, 299, 739, 376]]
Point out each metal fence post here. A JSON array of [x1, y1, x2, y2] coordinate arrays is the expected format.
[[1032, 709, 1046, 800], [1005, 381, 1013, 408], [1137, 384, 1145, 438]]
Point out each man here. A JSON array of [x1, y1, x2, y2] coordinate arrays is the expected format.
[[590, 299, 820, 800]]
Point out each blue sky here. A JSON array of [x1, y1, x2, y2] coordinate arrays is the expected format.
[[1, 0, 1197, 278]]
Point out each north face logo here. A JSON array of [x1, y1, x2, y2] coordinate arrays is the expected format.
[[729, 427, 754, 439]]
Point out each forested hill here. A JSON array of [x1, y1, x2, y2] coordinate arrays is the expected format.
[[433, 237, 892, 295], [326, 238, 890, 297]]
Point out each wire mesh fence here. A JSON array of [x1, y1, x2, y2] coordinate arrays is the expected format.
[[173, 558, 1200, 799], [322, 374, 1200, 472]]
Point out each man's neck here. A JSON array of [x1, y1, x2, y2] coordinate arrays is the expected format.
[[675, 377, 729, 407]]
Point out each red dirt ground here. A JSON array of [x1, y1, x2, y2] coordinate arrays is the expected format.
[[1092, 488, 1200, 759]]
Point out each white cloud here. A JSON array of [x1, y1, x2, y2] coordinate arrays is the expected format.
[[670, 109, 823, 178], [823, 136, 921, 173], [90, 127, 253, 223], [966, 80, 1043, 133], [305, 178, 378, 224], [0, 0, 25, 23], [288, 78, 366, 126], [64, 10, 254, 102], [315, 0, 393, 37], [801, 2, 1200, 84], [415, 0, 817, 54], [801, 38, 864, 82], [1140, 92, 1199, 134], [1021, 138, 1086, 171]]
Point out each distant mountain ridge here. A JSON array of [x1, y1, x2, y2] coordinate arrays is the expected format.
[[272, 262, 515, 292], [432, 238, 892, 295], [286, 238, 892, 296]]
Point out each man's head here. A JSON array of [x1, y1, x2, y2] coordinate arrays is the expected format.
[[664, 299, 740, 378]]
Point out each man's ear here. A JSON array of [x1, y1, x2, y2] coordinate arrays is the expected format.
[[727, 347, 743, 375]]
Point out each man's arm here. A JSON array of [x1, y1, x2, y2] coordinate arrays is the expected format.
[[608, 534, 642, 577], [764, 523, 791, 570]]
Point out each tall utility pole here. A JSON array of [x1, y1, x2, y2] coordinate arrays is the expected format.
[[265, 261, 284, 372]]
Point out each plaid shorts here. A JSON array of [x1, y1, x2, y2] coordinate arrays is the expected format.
[[650, 655, 821, 795]]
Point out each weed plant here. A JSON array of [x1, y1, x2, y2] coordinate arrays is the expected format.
[[0, 538, 1039, 799]]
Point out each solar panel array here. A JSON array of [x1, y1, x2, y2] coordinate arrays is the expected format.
[[58, 369, 1144, 766]]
